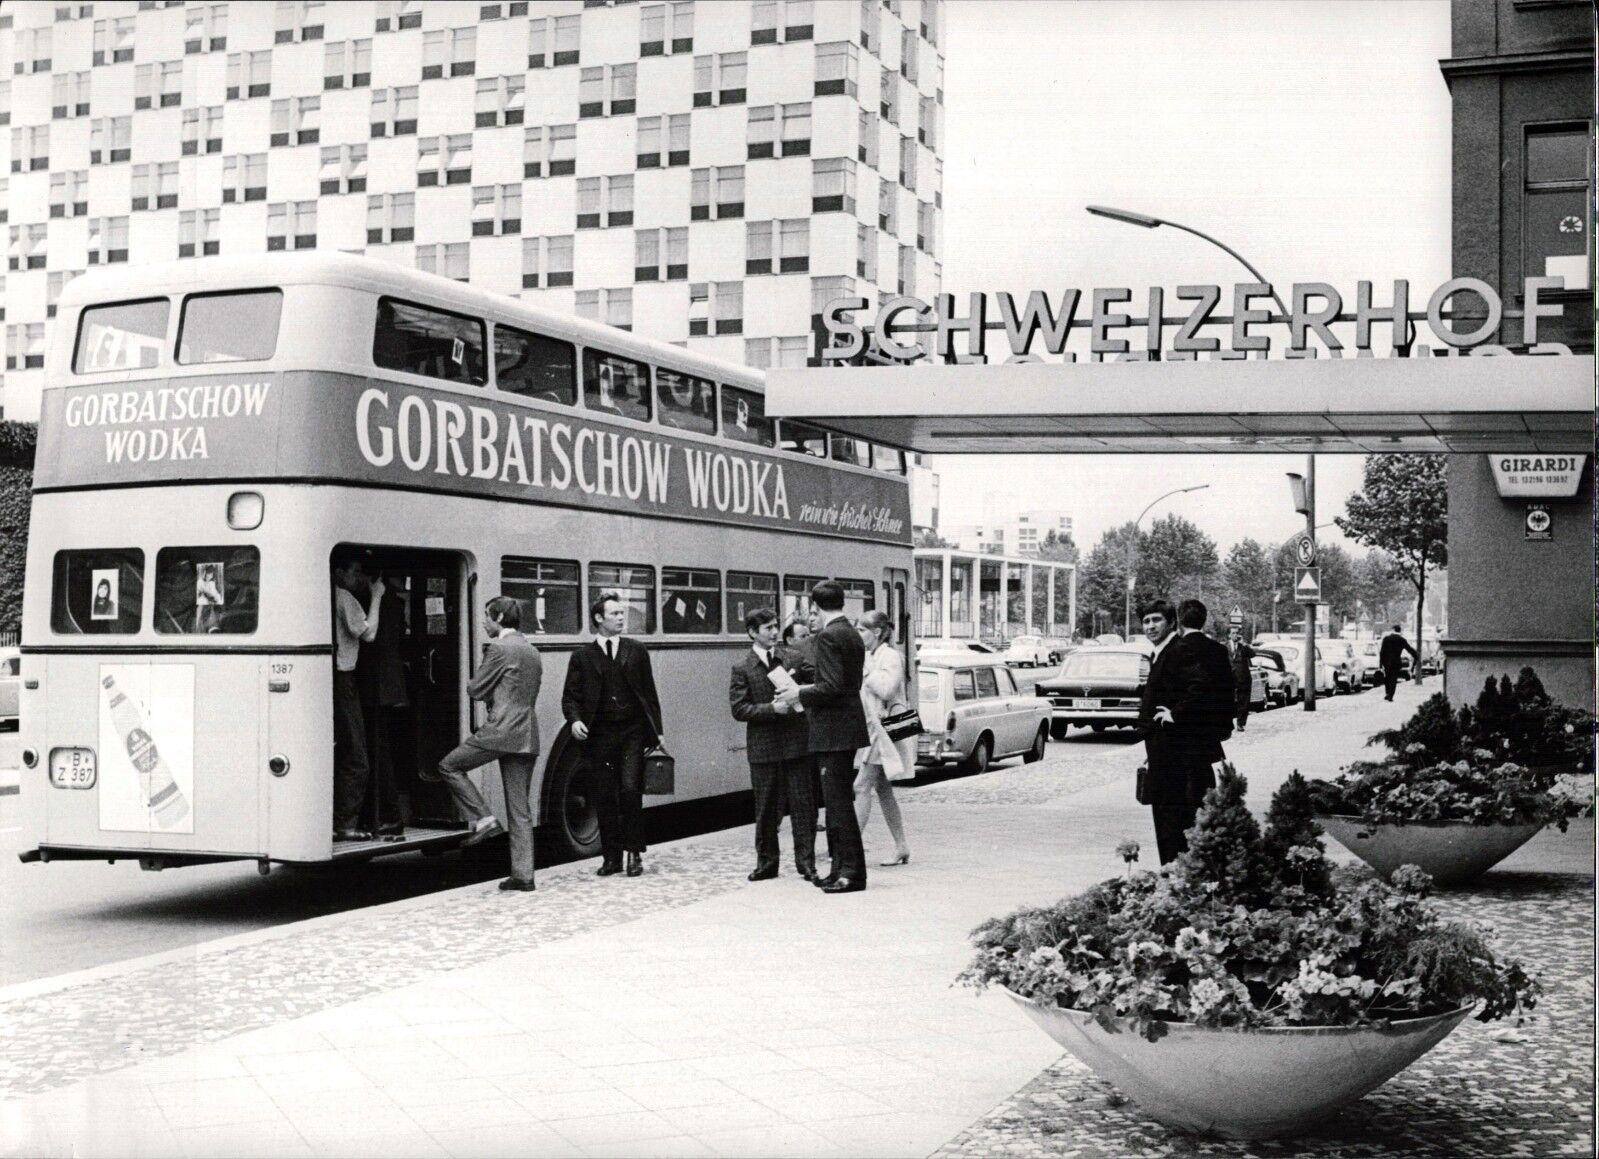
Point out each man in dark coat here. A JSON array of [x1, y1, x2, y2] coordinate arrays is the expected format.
[[730, 607, 818, 882], [779, 580, 870, 894], [561, 591, 664, 878], [1378, 624, 1419, 701], [1227, 628, 1255, 732]]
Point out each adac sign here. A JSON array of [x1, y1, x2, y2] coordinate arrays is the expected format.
[[1488, 454, 1588, 499]]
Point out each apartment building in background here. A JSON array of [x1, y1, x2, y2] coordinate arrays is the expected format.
[[0, 0, 946, 420], [947, 508, 1074, 557]]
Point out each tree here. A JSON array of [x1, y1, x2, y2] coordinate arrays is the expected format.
[[1077, 527, 1138, 636], [0, 421, 36, 638], [1221, 538, 1274, 637], [1076, 516, 1219, 637], [913, 528, 953, 548], [1035, 529, 1079, 564], [1354, 549, 1410, 628], [1336, 455, 1448, 681]]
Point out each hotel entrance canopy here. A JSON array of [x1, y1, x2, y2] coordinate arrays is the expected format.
[[765, 353, 1593, 455]]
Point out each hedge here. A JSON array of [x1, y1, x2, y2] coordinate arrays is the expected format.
[[0, 422, 39, 637]]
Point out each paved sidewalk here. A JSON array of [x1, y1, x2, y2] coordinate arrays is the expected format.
[[0, 681, 1591, 1158]]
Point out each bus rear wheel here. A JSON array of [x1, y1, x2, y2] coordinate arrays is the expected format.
[[542, 741, 603, 860]]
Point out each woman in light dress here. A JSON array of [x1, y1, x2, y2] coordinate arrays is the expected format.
[[854, 610, 913, 866]]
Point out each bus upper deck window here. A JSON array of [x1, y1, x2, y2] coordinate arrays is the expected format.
[[494, 324, 576, 405], [778, 419, 827, 458], [583, 349, 651, 423], [374, 296, 487, 386], [155, 546, 260, 635], [74, 299, 169, 374], [178, 290, 283, 364], [721, 386, 775, 448], [656, 369, 716, 436], [50, 549, 145, 635]]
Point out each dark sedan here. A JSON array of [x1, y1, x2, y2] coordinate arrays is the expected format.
[[1035, 647, 1150, 738]]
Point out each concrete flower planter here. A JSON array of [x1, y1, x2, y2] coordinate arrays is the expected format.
[[1316, 815, 1545, 886], [1006, 991, 1473, 1139]]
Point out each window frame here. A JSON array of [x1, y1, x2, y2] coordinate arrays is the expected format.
[[73, 296, 170, 375], [725, 570, 778, 633], [501, 556, 582, 636], [51, 547, 145, 635], [660, 565, 723, 635], [493, 321, 577, 405], [177, 289, 284, 366], [153, 545, 262, 635], [588, 562, 658, 635], [372, 295, 488, 386]]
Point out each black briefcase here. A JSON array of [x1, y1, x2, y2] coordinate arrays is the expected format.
[[643, 745, 675, 795], [1135, 764, 1150, 806]]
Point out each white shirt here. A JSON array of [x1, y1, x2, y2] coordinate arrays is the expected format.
[[752, 644, 771, 668], [599, 634, 624, 660], [1150, 633, 1176, 663]]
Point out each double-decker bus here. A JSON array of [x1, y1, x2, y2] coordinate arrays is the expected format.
[[19, 254, 913, 872]]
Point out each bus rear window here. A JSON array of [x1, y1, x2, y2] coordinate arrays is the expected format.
[[178, 290, 283, 364], [590, 563, 656, 634], [154, 546, 260, 634], [74, 299, 169, 374], [374, 296, 487, 385], [495, 324, 576, 405], [656, 369, 716, 435], [51, 549, 144, 634], [583, 349, 651, 423], [721, 386, 775, 447], [501, 557, 580, 635], [661, 568, 721, 634]]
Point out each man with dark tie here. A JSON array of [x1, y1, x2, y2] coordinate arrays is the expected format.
[[778, 580, 870, 894], [561, 591, 665, 879], [730, 607, 818, 882]]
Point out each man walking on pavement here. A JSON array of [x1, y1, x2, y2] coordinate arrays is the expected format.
[[331, 551, 384, 843], [780, 580, 869, 894], [1379, 624, 1419, 701], [563, 592, 665, 878], [731, 607, 819, 882], [1227, 628, 1255, 733], [433, 596, 543, 887]]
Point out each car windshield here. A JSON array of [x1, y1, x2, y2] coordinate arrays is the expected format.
[[1061, 652, 1144, 679]]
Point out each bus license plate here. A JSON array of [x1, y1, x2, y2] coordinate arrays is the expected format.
[[49, 748, 97, 790], [1077, 699, 1101, 710]]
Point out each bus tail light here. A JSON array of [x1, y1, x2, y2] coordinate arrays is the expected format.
[[21, 748, 37, 768], [268, 755, 290, 777]]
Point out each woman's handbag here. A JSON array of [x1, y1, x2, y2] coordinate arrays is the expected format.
[[642, 744, 675, 795], [880, 703, 923, 743]]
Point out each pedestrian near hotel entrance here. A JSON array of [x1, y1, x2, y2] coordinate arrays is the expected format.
[[1380, 625, 1419, 701], [855, 610, 913, 868], [331, 552, 384, 843], [563, 592, 665, 878]]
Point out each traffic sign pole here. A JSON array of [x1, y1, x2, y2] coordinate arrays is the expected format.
[[1303, 456, 1316, 712]]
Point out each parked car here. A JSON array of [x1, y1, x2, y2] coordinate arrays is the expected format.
[[1035, 646, 1149, 739], [0, 646, 18, 733], [1318, 639, 1364, 693], [1420, 640, 1444, 676], [1004, 635, 1055, 667], [1258, 640, 1337, 696], [1244, 663, 1269, 710], [1093, 633, 1126, 646], [916, 658, 1051, 773], [1040, 637, 1074, 665], [915, 638, 996, 659], [1251, 649, 1302, 706]]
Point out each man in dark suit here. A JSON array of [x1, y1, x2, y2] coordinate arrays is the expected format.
[[561, 591, 664, 878], [731, 607, 818, 882], [1379, 624, 1418, 701], [1138, 598, 1236, 864], [779, 581, 870, 894]]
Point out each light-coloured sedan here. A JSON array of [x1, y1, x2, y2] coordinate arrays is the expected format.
[[916, 658, 1051, 774]]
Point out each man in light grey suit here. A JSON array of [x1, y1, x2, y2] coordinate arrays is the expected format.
[[436, 595, 545, 891]]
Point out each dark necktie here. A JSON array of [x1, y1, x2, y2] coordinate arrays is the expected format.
[[766, 651, 781, 672]]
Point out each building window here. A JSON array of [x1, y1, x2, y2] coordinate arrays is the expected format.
[[880, 66, 899, 124], [370, 86, 418, 137], [87, 119, 128, 165], [523, 123, 576, 178], [897, 242, 914, 297], [878, 176, 896, 232], [46, 269, 81, 318], [87, 216, 130, 265], [858, 0, 880, 53], [635, 227, 688, 282], [693, 52, 746, 107], [226, 51, 273, 100], [475, 75, 526, 127], [690, 166, 744, 220], [10, 126, 49, 173], [688, 282, 743, 336], [374, 0, 422, 32], [722, 386, 774, 446], [91, 17, 134, 65], [0, 82, 9, 127], [917, 200, 938, 254], [319, 144, 368, 194], [900, 26, 918, 81], [6, 323, 47, 370], [746, 221, 772, 275], [134, 62, 183, 110], [324, 39, 372, 89], [898, 134, 916, 191], [922, 0, 941, 45], [918, 93, 938, 148], [266, 202, 317, 251], [857, 222, 876, 279], [7, 224, 47, 270], [520, 234, 574, 289], [858, 108, 878, 166], [747, 107, 775, 160], [366, 192, 415, 243], [417, 134, 473, 186], [49, 170, 88, 219], [528, 14, 581, 67], [778, 218, 810, 273], [579, 64, 637, 118], [52, 71, 92, 119], [178, 209, 221, 257], [810, 274, 855, 321], [637, 114, 689, 168], [185, 4, 228, 53], [130, 162, 177, 211], [815, 42, 858, 97], [580, 288, 633, 331], [274, 0, 325, 43], [933, 155, 942, 207], [415, 242, 471, 282], [641, 2, 693, 55], [582, 347, 651, 422], [812, 157, 856, 214], [471, 184, 522, 236], [780, 103, 813, 156], [14, 26, 51, 73], [753, 0, 813, 45], [1524, 124, 1592, 293], [181, 106, 223, 155], [222, 154, 267, 203], [270, 96, 321, 146], [422, 26, 477, 80], [481, 2, 531, 20], [744, 336, 808, 368], [576, 175, 634, 228]]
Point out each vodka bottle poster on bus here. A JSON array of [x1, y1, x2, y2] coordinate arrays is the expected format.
[[97, 664, 196, 835]]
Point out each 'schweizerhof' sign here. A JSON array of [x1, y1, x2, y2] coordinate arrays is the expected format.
[[1488, 454, 1588, 498], [820, 276, 1579, 364], [38, 372, 911, 545]]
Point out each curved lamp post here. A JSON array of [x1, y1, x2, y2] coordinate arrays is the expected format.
[[1085, 205, 1290, 316], [1124, 484, 1210, 638]]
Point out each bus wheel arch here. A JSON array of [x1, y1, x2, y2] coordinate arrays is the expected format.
[[539, 727, 603, 860]]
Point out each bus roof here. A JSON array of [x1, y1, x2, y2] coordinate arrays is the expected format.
[[57, 252, 771, 396]]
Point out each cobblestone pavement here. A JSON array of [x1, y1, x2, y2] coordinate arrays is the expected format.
[[935, 865, 1595, 1158]]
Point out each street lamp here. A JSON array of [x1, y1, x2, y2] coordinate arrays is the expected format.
[[1124, 484, 1210, 638], [1085, 205, 1291, 316]]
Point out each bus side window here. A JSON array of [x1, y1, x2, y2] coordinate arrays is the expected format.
[[589, 563, 656, 634], [582, 348, 651, 423], [501, 556, 580, 634], [783, 574, 825, 622], [726, 571, 777, 633], [656, 368, 716, 435], [661, 568, 721, 634], [836, 578, 875, 620], [721, 386, 775, 447], [778, 419, 827, 458], [494, 324, 576, 405], [374, 296, 487, 386], [50, 549, 145, 635]]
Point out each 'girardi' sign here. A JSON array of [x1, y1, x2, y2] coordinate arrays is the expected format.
[[820, 277, 1579, 364]]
